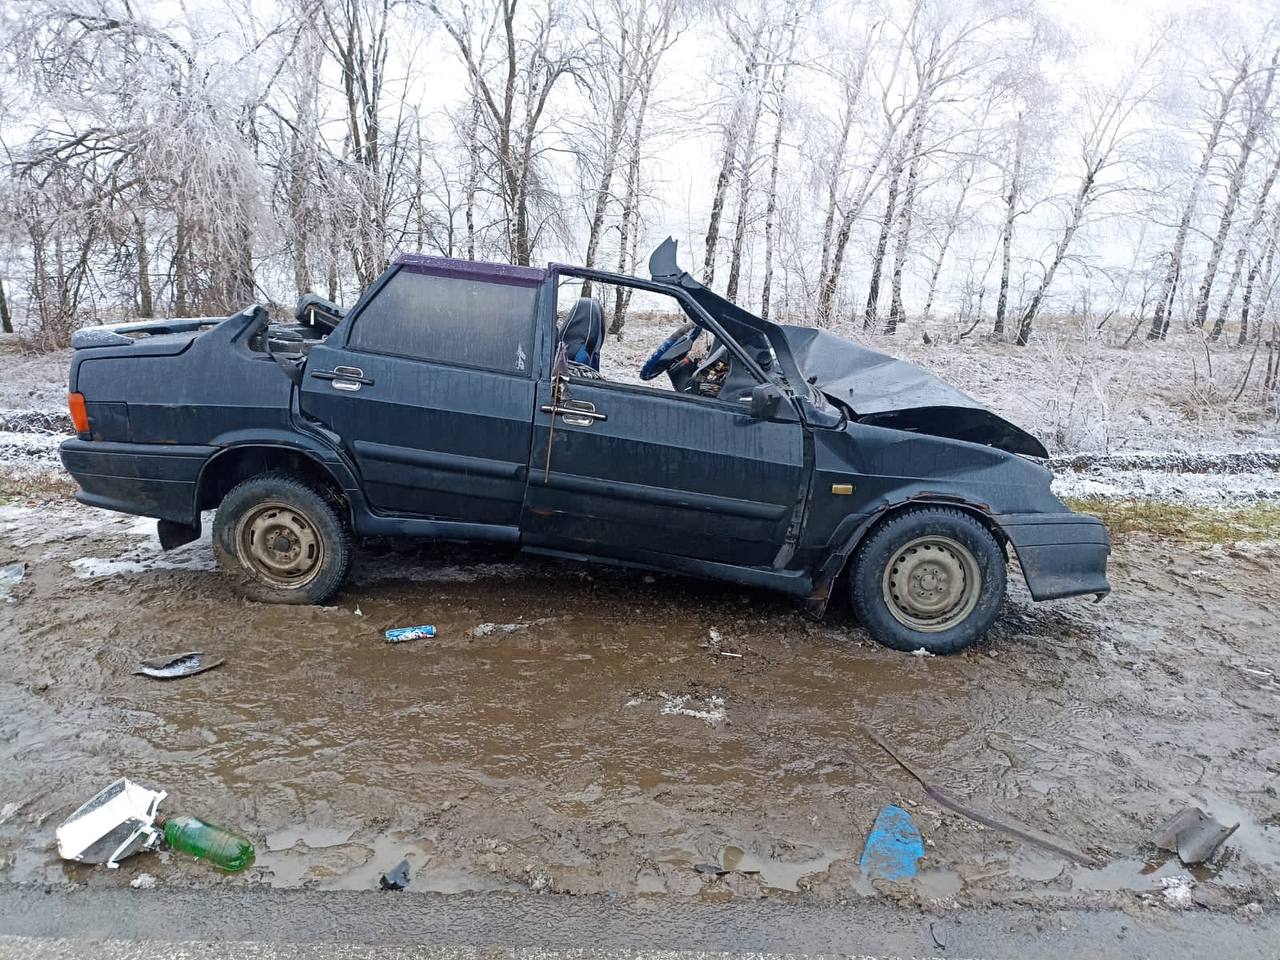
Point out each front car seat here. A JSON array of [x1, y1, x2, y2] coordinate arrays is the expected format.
[[559, 297, 604, 371]]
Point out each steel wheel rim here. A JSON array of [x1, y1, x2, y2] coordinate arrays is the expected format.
[[235, 500, 325, 589], [881, 535, 981, 633]]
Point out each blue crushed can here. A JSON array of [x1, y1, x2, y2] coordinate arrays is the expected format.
[[385, 625, 437, 643]]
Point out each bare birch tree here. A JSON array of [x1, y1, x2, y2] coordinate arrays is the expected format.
[[1191, 48, 1278, 330], [1210, 144, 1280, 339], [1147, 53, 1251, 339], [1015, 40, 1164, 345], [701, 8, 768, 287], [430, 0, 577, 265], [760, 6, 802, 319], [576, 0, 679, 298]]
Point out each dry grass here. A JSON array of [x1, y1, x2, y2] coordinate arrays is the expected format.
[[1067, 497, 1280, 543], [0, 473, 76, 502]]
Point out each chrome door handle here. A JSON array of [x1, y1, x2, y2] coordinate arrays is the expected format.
[[540, 401, 607, 423], [311, 366, 375, 386]]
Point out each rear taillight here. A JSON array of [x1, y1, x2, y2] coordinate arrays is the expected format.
[[68, 392, 90, 434]]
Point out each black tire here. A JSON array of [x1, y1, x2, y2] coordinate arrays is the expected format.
[[849, 507, 1006, 654], [212, 472, 352, 604]]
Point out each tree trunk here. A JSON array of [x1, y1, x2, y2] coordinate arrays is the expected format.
[[0, 278, 11, 334], [724, 57, 770, 303], [1237, 247, 1263, 346], [1016, 171, 1094, 345], [611, 60, 656, 335], [864, 154, 903, 329], [1211, 146, 1280, 339], [174, 213, 189, 318], [703, 27, 762, 287], [885, 108, 926, 334], [702, 137, 735, 287], [136, 218, 153, 318], [814, 135, 896, 324], [993, 113, 1024, 338], [30, 234, 48, 333], [1193, 50, 1277, 329], [816, 48, 874, 304], [581, 32, 636, 300], [759, 36, 794, 321], [1242, 220, 1280, 344], [1148, 59, 1249, 339], [817, 96, 856, 300], [818, 209, 855, 325], [464, 89, 480, 260], [922, 161, 975, 328]]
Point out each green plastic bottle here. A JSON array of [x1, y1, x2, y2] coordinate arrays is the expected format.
[[159, 815, 255, 873]]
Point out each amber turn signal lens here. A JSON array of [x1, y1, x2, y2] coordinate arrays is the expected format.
[[68, 392, 90, 434]]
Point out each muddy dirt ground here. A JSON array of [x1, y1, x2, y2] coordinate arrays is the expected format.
[[1, 497, 1278, 917]]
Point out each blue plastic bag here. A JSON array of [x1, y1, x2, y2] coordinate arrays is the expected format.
[[859, 804, 924, 881]]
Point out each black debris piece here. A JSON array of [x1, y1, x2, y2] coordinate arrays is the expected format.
[[380, 859, 411, 890]]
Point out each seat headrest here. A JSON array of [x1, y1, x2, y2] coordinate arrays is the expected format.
[[560, 297, 604, 370]]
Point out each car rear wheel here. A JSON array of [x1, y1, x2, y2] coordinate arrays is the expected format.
[[212, 473, 351, 604], [850, 507, 1006, 654]]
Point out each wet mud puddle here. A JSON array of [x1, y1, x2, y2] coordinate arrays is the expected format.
[[1, 501, 1279, 910]]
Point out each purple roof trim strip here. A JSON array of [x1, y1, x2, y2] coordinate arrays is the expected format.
[[394, 253, 546, 287]]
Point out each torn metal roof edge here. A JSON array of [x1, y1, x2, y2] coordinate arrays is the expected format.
[[392, 252, 547, 286]]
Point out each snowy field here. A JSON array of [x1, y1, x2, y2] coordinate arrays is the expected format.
[[4, 322, 1279, 506]]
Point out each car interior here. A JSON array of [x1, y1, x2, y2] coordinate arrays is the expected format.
[[554, 281, 766, 404]]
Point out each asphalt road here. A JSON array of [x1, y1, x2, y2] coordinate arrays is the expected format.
[[2, 885, 1279, 960]]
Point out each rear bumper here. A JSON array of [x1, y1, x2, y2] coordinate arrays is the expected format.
[[995, 512, 1111, 601], [60, 438, 213, 524]]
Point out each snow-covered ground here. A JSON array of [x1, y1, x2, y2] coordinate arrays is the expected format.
[[4, 320, 1279, 505]]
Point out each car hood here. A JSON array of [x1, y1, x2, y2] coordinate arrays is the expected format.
[[777, 326, 1049, 459]]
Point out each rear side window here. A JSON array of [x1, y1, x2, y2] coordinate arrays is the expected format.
[[349, 268, 536, 374]]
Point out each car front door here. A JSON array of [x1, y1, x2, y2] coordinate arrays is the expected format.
[[520, 375, 807, 569], [300, 256, 545, 527]]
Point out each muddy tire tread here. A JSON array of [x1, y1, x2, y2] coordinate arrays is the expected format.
[[212, 472, 352, 605], [849, 506, 1006, 655]]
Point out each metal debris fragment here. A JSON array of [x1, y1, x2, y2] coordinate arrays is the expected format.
[[1151, 807, 1239, 865], [379, 858, 411, 890], [134, 651, 224, 680]]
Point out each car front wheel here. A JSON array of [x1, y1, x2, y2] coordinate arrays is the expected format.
[[850, 507, 1006, 654], [212, 473, 352, 604]]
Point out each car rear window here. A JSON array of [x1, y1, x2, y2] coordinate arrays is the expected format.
[[349, 269, 537, 374]]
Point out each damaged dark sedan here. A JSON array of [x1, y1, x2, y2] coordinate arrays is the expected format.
[[60, 238, 1109, 654]]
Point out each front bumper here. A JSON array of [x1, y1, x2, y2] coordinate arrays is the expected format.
[[60, 438, 213, 524], [995, 512, 1111, 601]]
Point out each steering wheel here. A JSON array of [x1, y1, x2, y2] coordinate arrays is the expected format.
[[640, 322, 701, 381]]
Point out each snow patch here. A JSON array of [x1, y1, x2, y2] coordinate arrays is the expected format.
[[70, 552, 215, 579], [656, 691, 726, 725], [1158, 874, 1195, 908], [469, 618, 552, 638]]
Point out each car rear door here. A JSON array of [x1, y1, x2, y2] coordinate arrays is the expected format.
[[299, 257, 545, 527], [520, 377, 806, 568]]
